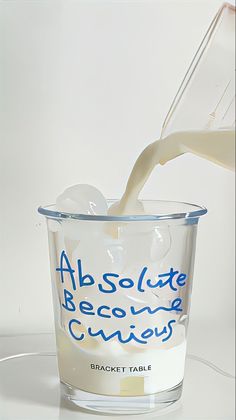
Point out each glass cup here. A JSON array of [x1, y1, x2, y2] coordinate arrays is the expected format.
[[38, 200, 207, 415]]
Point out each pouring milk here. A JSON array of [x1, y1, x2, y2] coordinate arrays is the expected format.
[[52, 2, 235, 401], [109, 129, 235, 216]]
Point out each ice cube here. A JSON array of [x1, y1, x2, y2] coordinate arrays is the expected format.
[[151, 226, 172, 261], [119, 222, 171, 270], [47, 219, 62, 233], [73, 291, 134, 336], [56, 184, 108, 215], [99, 340, 127, 357], [104, 237, 125, 273], [71, 228, 126, 273], [61, 219, 88, 241]]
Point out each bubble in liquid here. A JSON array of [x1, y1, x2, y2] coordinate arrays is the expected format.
[[56, 184, 108, 215]]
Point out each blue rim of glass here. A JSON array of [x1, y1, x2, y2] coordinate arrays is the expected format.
[[38, 200, 207, 222]]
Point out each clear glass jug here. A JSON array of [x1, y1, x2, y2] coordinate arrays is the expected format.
[[161, 3, 235, 137], [116, 2, 235, 215]]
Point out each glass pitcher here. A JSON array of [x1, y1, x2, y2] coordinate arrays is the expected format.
[[161, 3, 235, 140]]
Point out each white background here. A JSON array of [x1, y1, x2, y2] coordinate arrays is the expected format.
[[0, 0, 235, 337]]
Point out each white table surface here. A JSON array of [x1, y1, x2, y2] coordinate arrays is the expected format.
[[0, 324, 235, 420]]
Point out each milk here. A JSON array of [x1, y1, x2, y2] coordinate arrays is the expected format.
[[109, 129, 235, 215], [57, 327, 187, 396]]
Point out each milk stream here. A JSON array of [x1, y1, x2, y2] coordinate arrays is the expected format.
[[109, 129, 235, 216]]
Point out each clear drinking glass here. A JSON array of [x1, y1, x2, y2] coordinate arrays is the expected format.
[[38, 200, 207, 415]]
